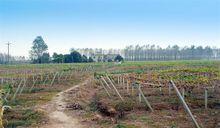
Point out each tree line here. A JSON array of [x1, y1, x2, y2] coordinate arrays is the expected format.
[[29, 36, 96, 64], [124, 45, 220, 61], [2, 36, 219, 64], [0, 53, 26, 64], [29, 36, 220, 63], [29, 36, 124, 63]]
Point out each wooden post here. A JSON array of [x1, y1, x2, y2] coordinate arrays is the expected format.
[[100, 80, 111, 97], [41, 74, 43, 82], [58, 72, 63, 83], [29, 75, 37, 92], [43, 74, 49, 85], [171, 80, 201, 128], [158, 79, 162, 94], [118, 75, 120, 84], [19, 78, 27, 95], [1, 78, 3, 84], [139, 85, 142, 103], [169, 83, 172, 96], [123, 76, 125, 90], [120, 76, 122, 86], [106, 76, 124, 101], [12, 79, 23, 100], [138, 86, 154, 112], [127, 79, 129, 93], [182, 88, 185, 100], [50, 72, 58, 86], [101, 77, 111, 90], [205, 88, 208, 109]]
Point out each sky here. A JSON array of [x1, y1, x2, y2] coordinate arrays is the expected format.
[[0, 0, 219, 57]]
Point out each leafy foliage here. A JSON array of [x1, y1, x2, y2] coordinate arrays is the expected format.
[[114, 55, 124, 62], [30, 36, 48, 63]]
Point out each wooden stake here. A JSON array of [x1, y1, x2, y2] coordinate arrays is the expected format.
[[19, 78, 27, 95], [171, 80, 201, 128], [101, 77, 111, 90], [106, 76, 124, 101], [12, 79, 23, 100], [1, 78, 3, 84], [139, 85, 142, 103], [100, 80, 111, 97], [205, 88, 208, 109], [58, 72, 64, 83], [118, 76, 120, 84], [138, 86, 154, 112], [182, 88, 185, 100], [43, 74, 49, 85], [50, 72, 58, 86], [127, 79, 129, 93], [29, 75, 37, 92], [169, 83, 172, 96], [123, 76, 125, 90]]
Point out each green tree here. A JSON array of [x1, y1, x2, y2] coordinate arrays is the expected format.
[[114, 55, 124, 62], [30, 36, 48, 63], [41, 53, 50, 63], [88, 57, 94, 62], [52, 53, 64, 63], [81, 55, 88, 62], [70, 51, 82, 62], [64, 51, 83, 63]]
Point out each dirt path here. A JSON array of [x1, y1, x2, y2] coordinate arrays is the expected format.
[[39, 79, 90, 128]]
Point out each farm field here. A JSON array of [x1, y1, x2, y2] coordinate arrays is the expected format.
[[0, 60, 220, 128]]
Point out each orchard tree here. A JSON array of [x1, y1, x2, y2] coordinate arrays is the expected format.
[[30, 36, 48, 63]]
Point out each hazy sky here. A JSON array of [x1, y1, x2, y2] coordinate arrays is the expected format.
[[0, 0, 219, 57]]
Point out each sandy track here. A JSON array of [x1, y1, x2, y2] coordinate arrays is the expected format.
[[39, 79, 90, 128]]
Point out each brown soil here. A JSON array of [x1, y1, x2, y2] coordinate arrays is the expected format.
[[37, 78, 92, 128]]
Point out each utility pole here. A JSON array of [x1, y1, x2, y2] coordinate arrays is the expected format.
[[6, 42, 11, 64]]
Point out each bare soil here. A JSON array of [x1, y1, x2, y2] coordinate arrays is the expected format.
[[37, 79, 91, 128]]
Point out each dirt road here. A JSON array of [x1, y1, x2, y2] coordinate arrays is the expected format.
[[39, 79, 90, 128]]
